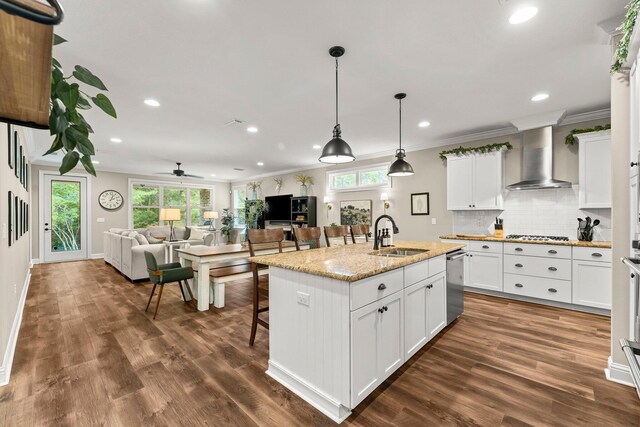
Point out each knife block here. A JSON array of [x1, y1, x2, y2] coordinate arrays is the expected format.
[[494, 224, 504, 239]]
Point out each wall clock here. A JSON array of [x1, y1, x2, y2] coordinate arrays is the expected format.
[[99, 190, 124, 211]]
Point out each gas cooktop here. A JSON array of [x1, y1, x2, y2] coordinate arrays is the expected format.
[[505, 234, 570, 242]]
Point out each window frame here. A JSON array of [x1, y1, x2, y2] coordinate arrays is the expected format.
[[128, 179, 215, 229], [232, 185, 246, 227], [327, 163, 392, 193]]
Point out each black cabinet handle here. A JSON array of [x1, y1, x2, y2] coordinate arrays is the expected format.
[[378, 308, 384, 313], [548, 288, 558, 293], [473, 205, 476, 207], [548, 250, 557, 254], [469, 254, 473, 257], [515, 247, 523, 252], [482, 245, 489, 249], [515, 263, 523, 268], [632, 273, 636, 279], [378, 283, 387, 291], [592, 253, 603, 258], [548, 267, 558, 271], [468, 204, 472, 208], [632, 162, 638, 167], [515, 283, 523, 288]]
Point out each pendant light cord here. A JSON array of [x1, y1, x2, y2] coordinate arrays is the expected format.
[[335, 58, 339, 126], [398, 97, 402, 151]]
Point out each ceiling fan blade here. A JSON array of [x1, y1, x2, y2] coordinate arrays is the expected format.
[[155, 172, 176, 175], [182, 174, 204, 179]]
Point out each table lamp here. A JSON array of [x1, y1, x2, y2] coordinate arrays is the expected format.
[[204, 211, 219, 231], [160, 208, 181, 241]]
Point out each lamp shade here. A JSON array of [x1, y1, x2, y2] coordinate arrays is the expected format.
[[323, 196, 332, 204], [160, 208, 181, 221], [203, 211, 219, 219], [388, 150, 415, 177], [319, 136, 355, 164], [380, 193, 388, 201]]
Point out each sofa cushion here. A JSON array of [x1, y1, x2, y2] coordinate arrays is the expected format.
[[109, 228, 127, 234], [147, 226, 170, 239], [190, 228, 207, 240], [134, 233, 149, 245], [145, 231, 163, 244], [173, 226, 187, 240]]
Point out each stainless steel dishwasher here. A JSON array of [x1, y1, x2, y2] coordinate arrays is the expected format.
[[446, 250, 466, 324]]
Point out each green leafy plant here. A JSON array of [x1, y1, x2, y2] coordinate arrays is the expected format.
[[245, 200, 265, 229], [612, 0, 640, 73], [45, 34, 117, 176], [220, 208, 235, 240], [565, 124, 611, 145], [295, 174, 314, 186], [439, 142, 512, 161]]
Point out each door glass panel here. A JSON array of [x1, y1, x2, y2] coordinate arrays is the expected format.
[[51, 180, 81, 252]]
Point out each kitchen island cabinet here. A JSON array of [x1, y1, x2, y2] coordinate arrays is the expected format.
[[250, 241, 463, 423]]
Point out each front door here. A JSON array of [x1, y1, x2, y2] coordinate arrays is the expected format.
[[43, 174, 88, 262]]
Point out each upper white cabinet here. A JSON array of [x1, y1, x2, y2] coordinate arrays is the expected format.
[[577, 130, 611, 208], [447, 151, 504, 210]]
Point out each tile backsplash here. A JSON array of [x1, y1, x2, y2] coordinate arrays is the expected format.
[[453, 186, 611, 242]]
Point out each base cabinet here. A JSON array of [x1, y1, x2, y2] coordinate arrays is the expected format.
[[572, 260, 612, 309], [467, 252, 503, 291], [350, 291, 404, 408], [427, 272, 447, 338]]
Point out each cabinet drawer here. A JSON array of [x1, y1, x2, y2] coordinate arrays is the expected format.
[[468, 241, 503, 254], [429, 255, 446, 277], [504, 254, 571, 281], [504, 243, 571, 259], [404, 260, 429, 287], [572, 247, 612, 263], [351, 268, 404, 311], [503, 273, 571, 303]]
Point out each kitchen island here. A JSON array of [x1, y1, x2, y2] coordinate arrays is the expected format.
[[250, 240, 464, 423]]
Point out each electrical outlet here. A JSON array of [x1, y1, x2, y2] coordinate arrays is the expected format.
[[297, 291, 310, 306], [96, 218, 106, 223], [431, 218, 437, 225]]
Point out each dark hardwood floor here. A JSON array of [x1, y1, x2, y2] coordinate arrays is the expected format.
[[1, 259, 639, 426]]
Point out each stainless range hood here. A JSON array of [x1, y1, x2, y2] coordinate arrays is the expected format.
[[506, 126, 572, 191]]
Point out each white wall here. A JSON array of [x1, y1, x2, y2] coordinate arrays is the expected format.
[[30, 165, 231, 258], [0, 123, 32, 385]]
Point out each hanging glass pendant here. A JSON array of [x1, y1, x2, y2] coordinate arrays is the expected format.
[[388, 93, 414, 176], [319, 46, 356, 164]]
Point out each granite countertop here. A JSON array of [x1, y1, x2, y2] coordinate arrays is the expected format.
[[439, 235, 612, 249], [249, 240, 465, 282]]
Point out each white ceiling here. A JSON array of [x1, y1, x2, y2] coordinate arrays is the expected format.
[[31, 0, 625, 181]]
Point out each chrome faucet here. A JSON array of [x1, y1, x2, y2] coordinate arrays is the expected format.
[[373, 215, 399, 250]]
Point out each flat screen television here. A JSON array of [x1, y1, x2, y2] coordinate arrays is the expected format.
[[265, 194, 293, 222]]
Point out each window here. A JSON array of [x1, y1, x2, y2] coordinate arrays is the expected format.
[[327, 163, 391, 192], [130, 180, 214, 229], [232, 186, 246, 227]]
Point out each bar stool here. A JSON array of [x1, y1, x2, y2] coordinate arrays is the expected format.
[[350, 224, 370, 243], [323, 225, 350, 247], [247, 228, 284, 345], [293, 227, 322, 250]]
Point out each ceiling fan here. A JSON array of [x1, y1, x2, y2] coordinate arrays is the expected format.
[[156, 162, 204, 179]]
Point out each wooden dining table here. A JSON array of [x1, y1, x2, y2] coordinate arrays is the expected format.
[[176, 241, 300, 311]]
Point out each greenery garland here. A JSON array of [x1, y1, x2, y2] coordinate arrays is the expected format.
[[439, 142, 512, 161], [564, 124, 611, 145], [612, 0, 640, 73]]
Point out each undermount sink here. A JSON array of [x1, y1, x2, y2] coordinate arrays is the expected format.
[[370, 248, 429, 258]]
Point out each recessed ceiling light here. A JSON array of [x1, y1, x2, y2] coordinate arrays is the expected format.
[[531, 93, 549, 102], [247, 126, 258, 133], [210, 173, 216, 177], [257, 162, 264, 166], [509, 6, 538, 24], [144, 99, 160, 107], [92, 160, 100, 164], [110, 137, 122, 143], [313, 144, 322, 149], [418, 121, 431, 128]]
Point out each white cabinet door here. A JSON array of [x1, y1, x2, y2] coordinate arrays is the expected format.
[[467, 252, 503, 291], [404, 280, 428, 359], [350, 302, 380, 407], [378, 292, 404, 379], [572, 260, 612, 309], [447, 156, 474, 210], [473, 152, 503, 209], [427, 272, 447, 339], [578, 131, 611, 208]]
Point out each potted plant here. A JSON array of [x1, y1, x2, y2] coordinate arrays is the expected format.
[[295, 174, 314, 196], [247, 181, 262, 200], [220, 208, 235, 244]]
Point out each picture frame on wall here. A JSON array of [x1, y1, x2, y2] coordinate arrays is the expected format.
[[7, 124, 14, 169], [411, 192, 430, 215], [13, 131, 19, 178], [24, 163, 29, 190], [8, 191, 13, 247], [19, 146, 24, 185], [19, 199, 23, 237], [14, 195, 19, 242], [340, 200, 373, 226], [25, 203, 29, 232]]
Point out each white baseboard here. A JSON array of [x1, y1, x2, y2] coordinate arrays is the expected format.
[[605, 356, 635, 387], [90, 253, 104, 259], [0, 268, 32, 387], [30, 258, 40, 265]]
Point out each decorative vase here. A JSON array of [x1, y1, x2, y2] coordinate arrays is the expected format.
[[300, 184, 308, 196], [251, 190, 257, 200]]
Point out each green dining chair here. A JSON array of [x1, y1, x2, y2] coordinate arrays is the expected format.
[[144, 251, 196, 319]]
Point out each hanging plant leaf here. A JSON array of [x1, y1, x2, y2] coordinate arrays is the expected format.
[[91, 94, 117, 118], [44, 135, 64, 156], [612, 0, 640, 73], [56, 81, 80, 110], [52, 57, 62, 69], [53, 34, 67, 45], [80, 155, 97, 177], [76, 94, 91, 110], [564, 124, 611, 145], [59, 151, 80, 175], [65, 126, 93, 155], [73, 65, 108, 90], [48, 107, 68, 135], [439, 142, 513, 161]]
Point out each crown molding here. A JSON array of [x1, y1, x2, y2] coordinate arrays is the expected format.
[[559, 108, 611, 125], [597, 15, 624, 43]]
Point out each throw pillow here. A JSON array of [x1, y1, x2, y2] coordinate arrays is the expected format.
[[190, 228, 207, 240], [134, 233, 149, 246], [145, 231, 163, 244], [183, 227, 191, 240]]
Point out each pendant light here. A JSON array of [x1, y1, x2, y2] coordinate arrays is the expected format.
[[388, 93, 414, 177], [319, 46, 356, 164]]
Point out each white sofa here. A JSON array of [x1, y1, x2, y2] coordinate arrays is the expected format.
[[104, 226, 214, 281]]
